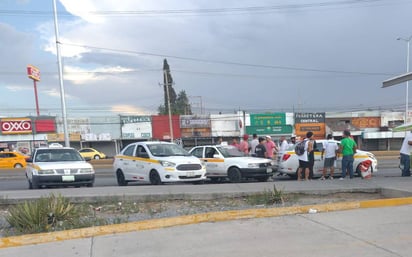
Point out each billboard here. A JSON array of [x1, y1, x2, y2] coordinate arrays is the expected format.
[[120, 115, 152, 139], [1, 118, 32, 134], [27, 65, 40, 81]]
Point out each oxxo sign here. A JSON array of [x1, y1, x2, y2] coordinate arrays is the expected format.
[[1, 118, 32, 134]]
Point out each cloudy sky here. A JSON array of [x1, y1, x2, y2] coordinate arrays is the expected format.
[[0, 0, 411, 118]]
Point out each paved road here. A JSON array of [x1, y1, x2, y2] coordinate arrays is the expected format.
[[0, 158, 400, 191], [0, 152, 411, 256]]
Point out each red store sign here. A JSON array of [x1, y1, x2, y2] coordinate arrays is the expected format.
[[1, 118, 32, 134]]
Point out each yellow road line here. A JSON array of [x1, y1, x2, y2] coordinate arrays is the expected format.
[[1, 197, 411, 249]]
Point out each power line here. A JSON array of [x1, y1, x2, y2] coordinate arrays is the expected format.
[[0, 0, 400, 17], [61, 42, 394, 76]]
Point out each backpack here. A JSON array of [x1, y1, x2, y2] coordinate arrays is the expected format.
[[294, 140, 307, 156]]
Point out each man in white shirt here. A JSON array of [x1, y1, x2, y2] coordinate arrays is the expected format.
[[277, 136, 289, 162], [320, 134, 338, 180], [400, 131, 412, 177], [297, 132, 314, 181], [250, 134, 259, 156]]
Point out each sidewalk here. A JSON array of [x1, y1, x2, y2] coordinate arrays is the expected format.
[[0, 176, 412, 254], [0, 198, 411, 256]]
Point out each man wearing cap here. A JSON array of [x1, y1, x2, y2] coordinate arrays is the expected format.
[[400, 130, 412, 177], [239, 134, 249, 155], [265, 135, 277, 160]]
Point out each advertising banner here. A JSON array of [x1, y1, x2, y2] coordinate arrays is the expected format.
[[351, 117, 381, 128], [294, 112, 325, 123], [27, 65, 40, 81], [180, 115, 211, 128], [1, 118, 32, 134], [294, 123, 326, 138], [250, 113, 286, 126], [34, 119, 56, 133], [120, 115, 152, 139], [246, 125, 293, 135], [181, 128, 212, 137]]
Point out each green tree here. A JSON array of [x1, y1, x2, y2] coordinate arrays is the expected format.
[[158, 59, 192, 115]]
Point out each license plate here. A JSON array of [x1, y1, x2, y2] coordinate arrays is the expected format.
[[267, 167, 272, 173], [62, 175, 75, 182], [186, 172, 195, 177]]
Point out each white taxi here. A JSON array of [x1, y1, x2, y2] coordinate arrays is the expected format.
[[189, 145, 273, 182], [278, 139, 378, 179], [25, 146, 95, 189], [113, 141, 206, 185]]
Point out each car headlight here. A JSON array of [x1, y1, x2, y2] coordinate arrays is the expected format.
[[79, 168, 94, 174], [248, 163, 260, 169], [159, 161, 176, 167], [37, 169, 55, 175]]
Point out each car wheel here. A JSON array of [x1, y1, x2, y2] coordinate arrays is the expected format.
[[228, 167, 242, 183], [116, 170, 128, 186], [86, 183, 94, 187], [149, 170, 162, 185], [94, 155, 100, 160], [14, 163, 23, 168], [31, 180, 39, 189]]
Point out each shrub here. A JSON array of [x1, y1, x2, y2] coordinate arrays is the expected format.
[[6, 194, 79, 234]]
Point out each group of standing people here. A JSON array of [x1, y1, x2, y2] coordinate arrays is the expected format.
[[228, 130, 359, 181], [296, 130, 357, 181], [230, 134, 293, 160]]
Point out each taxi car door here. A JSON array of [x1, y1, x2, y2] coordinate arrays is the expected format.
[[119, 144, 136, 178], [135, 145, 150, 180], [204, 146, 225, 176], [0, 153, 6, 168], [312, 142, 324, 176]]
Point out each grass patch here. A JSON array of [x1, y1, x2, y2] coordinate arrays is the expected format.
[[246, 184, 285, 206]]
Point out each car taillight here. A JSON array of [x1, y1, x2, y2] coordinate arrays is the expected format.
[[282, 154, 291, 161]]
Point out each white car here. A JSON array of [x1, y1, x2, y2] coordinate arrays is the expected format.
[[113, 141, 206, 185], [25, 146, 95, 189], [189, 145, 273, 182], [278, 139, 378, 179]]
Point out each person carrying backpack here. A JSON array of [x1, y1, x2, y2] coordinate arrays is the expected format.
[[296, 131, 314, 181]]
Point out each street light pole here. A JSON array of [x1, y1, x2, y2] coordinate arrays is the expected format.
[[397, 36, 412, 123], [52, 0, 70, 147]]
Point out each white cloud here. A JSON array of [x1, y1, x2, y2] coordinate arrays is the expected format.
[[63, 65, 134, 85], [1, 0, 410, 117], [110, 104, 154, 115]]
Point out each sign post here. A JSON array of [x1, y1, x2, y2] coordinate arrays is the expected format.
[[27, 65, 41, 116]]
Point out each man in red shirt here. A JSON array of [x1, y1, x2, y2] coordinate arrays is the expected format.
[[265, 135, 276, 160]]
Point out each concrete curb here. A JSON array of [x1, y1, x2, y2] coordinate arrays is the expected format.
[[1, 196, 412, 249]]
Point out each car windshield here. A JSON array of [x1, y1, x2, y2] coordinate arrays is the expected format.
[[34, 149, 84, 162], [148, 144, 191, 157], [216, 145, 246, 158]]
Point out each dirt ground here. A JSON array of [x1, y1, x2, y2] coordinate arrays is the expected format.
[[0, 192, 383, 237]]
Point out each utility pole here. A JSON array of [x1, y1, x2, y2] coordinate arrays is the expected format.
[[164, 69, 174, 142]]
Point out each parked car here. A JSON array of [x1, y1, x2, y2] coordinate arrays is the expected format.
[[189, 145, 273, 182], [113, 141, 206, 186], [278, 139, 378, 179], [0, 151, 27, 168], [78, 148, 106, 160], [25, 145, 95, 189]]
